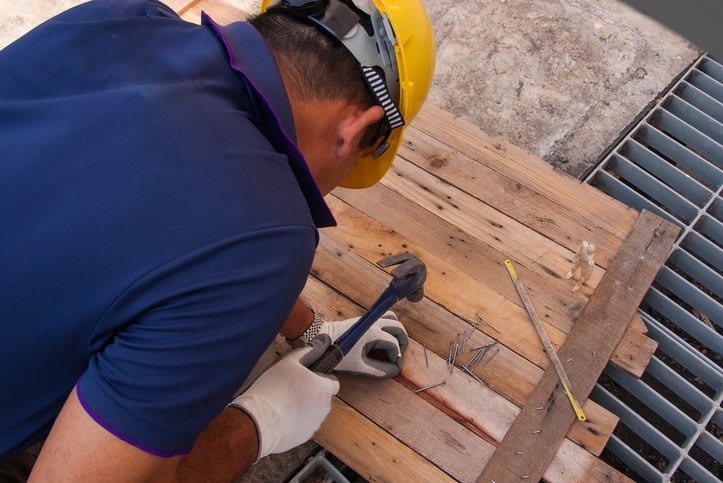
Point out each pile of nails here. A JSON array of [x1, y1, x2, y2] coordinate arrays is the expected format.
[[446, 331, 500, 386]]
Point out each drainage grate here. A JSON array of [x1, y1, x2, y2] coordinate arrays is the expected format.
[[585, 54, 723, 482]]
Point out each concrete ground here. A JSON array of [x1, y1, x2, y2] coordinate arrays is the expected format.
[[0, 0, 704, 480]]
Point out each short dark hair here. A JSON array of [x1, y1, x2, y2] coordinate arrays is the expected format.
[[249, 12, 386, 150]]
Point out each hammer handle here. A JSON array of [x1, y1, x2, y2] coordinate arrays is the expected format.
[[307, 344, 344, 374], [307, 285, 401, 373]]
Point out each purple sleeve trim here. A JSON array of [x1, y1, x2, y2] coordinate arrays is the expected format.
[[75, 385, 191, 458], [202, 12, 335, 228]]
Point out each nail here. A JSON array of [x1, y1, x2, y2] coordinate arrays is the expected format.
[[537, 407, 544, 410], [476, 313, 501, 333], [532, 430, 541, 434], [447, 342, 453, 371], [482, 348, 499, 367], [452, 312, 478, 325], [566, 358, 572, 363], [593, 350, 596, 358], [516, 452, 523, 455], [424, 344, 429, 368], [462, 331, 467, 353], [460, 365, 485, 385], [470, 345, 488, 371], [414, 380, 446, 393]]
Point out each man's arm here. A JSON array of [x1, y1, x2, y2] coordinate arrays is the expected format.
[[31, 336, 338, 483], [175, 408, 258, 482], [29, 387, 181, 482], [30, 387, 259, 483], [279, 297, 315, 340]]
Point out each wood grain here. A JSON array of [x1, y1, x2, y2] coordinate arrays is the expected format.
[[315, 398, 457, 483], [412, 104, 639, 239], [179, 0, 250, 24]]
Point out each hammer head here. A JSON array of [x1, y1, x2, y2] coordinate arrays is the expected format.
[[377, 253, 427, 303]]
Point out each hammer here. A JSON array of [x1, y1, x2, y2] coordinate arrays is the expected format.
[[308, 253, 427, 373]]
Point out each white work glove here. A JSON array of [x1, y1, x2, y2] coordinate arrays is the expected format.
[[229, 335, 339, 461], [320, 311, 408, 378]]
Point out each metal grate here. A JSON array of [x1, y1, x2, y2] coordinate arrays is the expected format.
[[585, 54, 723, 482]]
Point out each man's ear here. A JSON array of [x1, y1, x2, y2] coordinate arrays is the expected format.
[[335, 105, 385, 159]]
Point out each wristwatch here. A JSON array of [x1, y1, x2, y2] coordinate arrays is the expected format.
[[288, 305, 325, 346]]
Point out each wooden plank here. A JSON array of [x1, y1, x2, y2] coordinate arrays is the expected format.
[[611, 318, 659, 379], [324, 195, 571, 368], [412, 103, 639, 240], [310, 235, 537, 406], [315, 398, 456, 483], [168, 0, 200, 15], [336, 372, 490, 482], [398, 125, 624, 270], [477, 210, 680, 483], [326, 193, 649, 378], [629, 312, 649, 335], [309, 235, 617, 456], [180, 0, 250, 24]]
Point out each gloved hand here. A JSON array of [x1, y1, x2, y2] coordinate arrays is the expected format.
[[229, 334, 339, 461], [319, 311, 408, 378]]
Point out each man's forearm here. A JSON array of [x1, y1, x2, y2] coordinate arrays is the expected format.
[[174, 407, 258, 483], [279, 297, 314, 340]]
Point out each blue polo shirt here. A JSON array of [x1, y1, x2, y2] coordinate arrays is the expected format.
[[0, 0, 335, 459]]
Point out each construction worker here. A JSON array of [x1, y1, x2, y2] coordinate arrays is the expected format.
[[0, 0, 435, 480]]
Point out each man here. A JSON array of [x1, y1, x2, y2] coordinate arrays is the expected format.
[[0, 0, 435, 480]]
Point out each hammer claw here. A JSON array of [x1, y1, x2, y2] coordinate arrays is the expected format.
[[377, 253, 414, 268]]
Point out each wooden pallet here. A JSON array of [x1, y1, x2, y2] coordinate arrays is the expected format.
[[176, 1, 681, 481]]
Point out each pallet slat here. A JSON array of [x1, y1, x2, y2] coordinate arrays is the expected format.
[[303, 267, 624, 482], [315, 398, 456, 483]]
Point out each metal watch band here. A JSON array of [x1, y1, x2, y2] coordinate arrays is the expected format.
[[299, 306, 325, 343]]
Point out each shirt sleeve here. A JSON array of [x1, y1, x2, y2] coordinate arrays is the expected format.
[[77, 225, 317, 456]]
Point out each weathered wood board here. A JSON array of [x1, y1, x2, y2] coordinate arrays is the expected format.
[[176, 1, 674, 481]]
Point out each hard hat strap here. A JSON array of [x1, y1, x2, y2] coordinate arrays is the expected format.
[[360, 66, 405, 130], [265, 0, 404, 133]]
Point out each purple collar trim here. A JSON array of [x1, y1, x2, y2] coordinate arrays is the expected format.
[[203, 12, 336, 228]]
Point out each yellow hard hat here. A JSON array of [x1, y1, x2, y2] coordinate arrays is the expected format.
[[260, 0, 436, 189]]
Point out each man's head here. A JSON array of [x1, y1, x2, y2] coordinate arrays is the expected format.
[[248, 10, 386, 153], [252, 0, 435, 191]]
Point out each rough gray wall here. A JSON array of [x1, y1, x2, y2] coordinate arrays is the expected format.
[[425, 0, 700, 178]]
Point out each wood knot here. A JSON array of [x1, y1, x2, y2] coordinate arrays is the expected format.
[[428, 156, 447, 169]]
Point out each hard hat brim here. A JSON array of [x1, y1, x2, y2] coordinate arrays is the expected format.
[[338, 128, 403, 189]]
